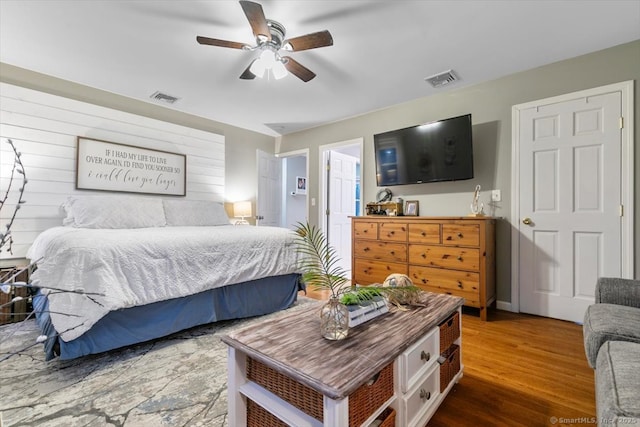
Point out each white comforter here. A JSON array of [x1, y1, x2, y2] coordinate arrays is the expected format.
[[27, 225, 302, 341]]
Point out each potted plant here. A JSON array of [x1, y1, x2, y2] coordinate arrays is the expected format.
[[294, 223, 422, 339], [295, 222, 350, 340]]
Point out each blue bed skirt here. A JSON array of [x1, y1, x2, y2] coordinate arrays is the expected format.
[[34, 274, 303, 360]]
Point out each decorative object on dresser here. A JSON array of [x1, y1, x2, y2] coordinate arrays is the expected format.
[[404, 200, 419, 216], [469, 184, 485, 217], [365, 201, 403, 216], [222, 291, 464, 427], [352, 216, 496, 321]]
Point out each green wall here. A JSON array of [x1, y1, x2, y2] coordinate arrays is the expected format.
[[277, 40, 640, 306]]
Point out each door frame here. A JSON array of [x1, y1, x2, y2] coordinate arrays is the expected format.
[[276, 148, 310, 226], [510, 80, 634, 313], [319, 138, 364, 236]]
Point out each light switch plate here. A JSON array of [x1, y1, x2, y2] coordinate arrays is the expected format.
[[491, 190, 501, 202]]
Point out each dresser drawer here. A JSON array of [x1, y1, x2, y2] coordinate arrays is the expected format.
[[408, 223, 441, 244], [402, 365, 440, 427], [409, 266, 479, 293], [353, 259, 408, 285], [354, 222, 378, 239], [379, 222, 408, 242], [415, 284, 481, 307], [399, 327, 439, 393], [409, 245, 480, 271], [354, 240, 407, 262], [442, 224, 479, 247]]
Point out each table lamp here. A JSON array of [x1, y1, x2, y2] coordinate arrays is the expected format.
[[233, 201, 252, 225]]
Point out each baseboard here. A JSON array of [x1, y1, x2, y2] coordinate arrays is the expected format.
[[496, 300, 514, 312]]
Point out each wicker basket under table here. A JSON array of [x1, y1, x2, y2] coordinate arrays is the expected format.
[[247, 357, 394, 426]]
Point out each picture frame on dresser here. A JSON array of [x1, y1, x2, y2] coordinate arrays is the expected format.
[[405, 200, 419, 216]]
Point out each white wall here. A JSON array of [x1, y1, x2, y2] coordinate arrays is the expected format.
[[0, 83, 225, 259]]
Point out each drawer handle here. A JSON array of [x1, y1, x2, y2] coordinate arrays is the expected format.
[[420, 351, 431, 362], [457, 233, 463, 238], [421, 278, 427, 284], [457, 281, 463, 288], [420, 389, 431, 401]]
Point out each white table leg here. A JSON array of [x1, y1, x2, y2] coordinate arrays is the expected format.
[[323, 395, 349, 427], [228, 347, 248, 427]]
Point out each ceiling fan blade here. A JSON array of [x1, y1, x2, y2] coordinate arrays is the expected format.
[[283, 57, 316, 82], [240, 0, 271, 41], [284, 30, 333, 52], [197, 36, 247, 50], [239, 61, 257, 80]]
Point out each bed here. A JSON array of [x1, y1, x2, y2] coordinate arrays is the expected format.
[[26, 196, 303, 360]]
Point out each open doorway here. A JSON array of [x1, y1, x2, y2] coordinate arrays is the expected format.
[[319, 138, 363, 276], [279, 149, 309, 230]]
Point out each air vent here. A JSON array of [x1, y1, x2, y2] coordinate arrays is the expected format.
[[149, 91, 180, 104], [424, 70, 458, 88]]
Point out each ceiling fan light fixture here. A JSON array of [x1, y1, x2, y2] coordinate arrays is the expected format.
[[272, 60, 288, 80], [249, 57, 267, 78]]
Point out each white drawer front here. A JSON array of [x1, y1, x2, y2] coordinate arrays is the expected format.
[[400, 327, 439, 393], [403, 365, 440, 427]]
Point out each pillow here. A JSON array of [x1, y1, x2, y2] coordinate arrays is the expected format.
[[163, 199, 230, 226], [62, 195, 167, 228]]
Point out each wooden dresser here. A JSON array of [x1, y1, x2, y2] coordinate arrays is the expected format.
[[352, 216, 496, 321]]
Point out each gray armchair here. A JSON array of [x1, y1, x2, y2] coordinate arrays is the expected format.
[[583, 277, 640, 425], [595, 277, 640, 308], [584, 278, 640, 367]]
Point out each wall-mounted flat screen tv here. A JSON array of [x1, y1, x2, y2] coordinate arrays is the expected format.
[[374, 114, 473, 186]]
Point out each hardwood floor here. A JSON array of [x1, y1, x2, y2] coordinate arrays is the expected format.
[[299, 290, 596, 427]]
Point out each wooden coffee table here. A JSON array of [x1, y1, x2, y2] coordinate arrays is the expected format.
[[222, 292, 464, 427]]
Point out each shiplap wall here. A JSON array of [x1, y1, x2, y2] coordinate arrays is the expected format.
[[0, 83, 225, 259]]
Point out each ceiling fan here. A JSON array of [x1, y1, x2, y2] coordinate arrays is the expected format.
[[196, 0, 333, 82]]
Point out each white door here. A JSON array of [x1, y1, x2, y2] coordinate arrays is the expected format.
[[256, 150, 281, 227], [328, 151, 358, 275], [516, 90, 623, 322]]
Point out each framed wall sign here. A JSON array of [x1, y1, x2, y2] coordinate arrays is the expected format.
[[76, 137, 186, 196]]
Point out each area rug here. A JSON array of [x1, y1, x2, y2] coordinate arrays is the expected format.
[[0, 296, 319, 427]]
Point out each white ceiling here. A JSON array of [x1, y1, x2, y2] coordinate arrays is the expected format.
[[1, 1, 639, 137]]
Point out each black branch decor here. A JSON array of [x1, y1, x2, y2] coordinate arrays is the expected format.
[[0, 138, 105, 362], [0, 139, 28, 255]]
